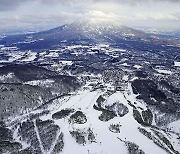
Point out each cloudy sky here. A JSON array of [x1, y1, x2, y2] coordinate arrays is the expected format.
[[0, 0, 180, 31]]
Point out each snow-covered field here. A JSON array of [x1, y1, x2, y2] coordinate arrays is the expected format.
[[155, 69, 173, 75], [8, 79, 180, 154], [0, 43, 180, 154], [174, 61, 180, 67]]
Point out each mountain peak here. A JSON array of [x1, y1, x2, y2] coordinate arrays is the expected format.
[[73, 17, 123, 29], [63, 16, 125, 33], [78, 17, 122, 25]]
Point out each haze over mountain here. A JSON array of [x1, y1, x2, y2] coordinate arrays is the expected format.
[[0, 0, 180, 31], [1, 18, 179, 51]]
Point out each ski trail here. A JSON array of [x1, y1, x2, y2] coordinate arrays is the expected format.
[[48, 129, 62, 154], [86, 90, 101, 109], [73, 90, 99, 110], [14, 126, 30, 149], [33, 120, 45, 154], [49, 95, 72, 112], [71, 90, 90, 108]]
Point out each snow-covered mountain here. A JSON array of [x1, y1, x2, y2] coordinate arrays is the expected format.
[[0, 19, 180, 154], [1, 18, 179, 50]]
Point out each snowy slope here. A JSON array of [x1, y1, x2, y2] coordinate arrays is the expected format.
[[6, 77, 180, 154]]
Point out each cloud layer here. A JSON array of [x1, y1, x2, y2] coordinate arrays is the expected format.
[[0, 0, 179, 30], [0, 0, 32, 11], [0, 0, 180, 11]]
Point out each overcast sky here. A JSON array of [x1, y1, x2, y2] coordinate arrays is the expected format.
[[0, 0, 180, 31]]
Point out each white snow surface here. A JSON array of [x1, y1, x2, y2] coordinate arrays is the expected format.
[[133, 65, 142, 69], [7, 78, 180, 154], [167, 119, 180, 133], [60, 60, 73, 65], [21, 51, 37, 62], [0, 73, 14, 80], [25, 79, 55, 87], [155, 69, 173, 75], [174, 61, 180, 67], [37, 82, 174, 154]]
